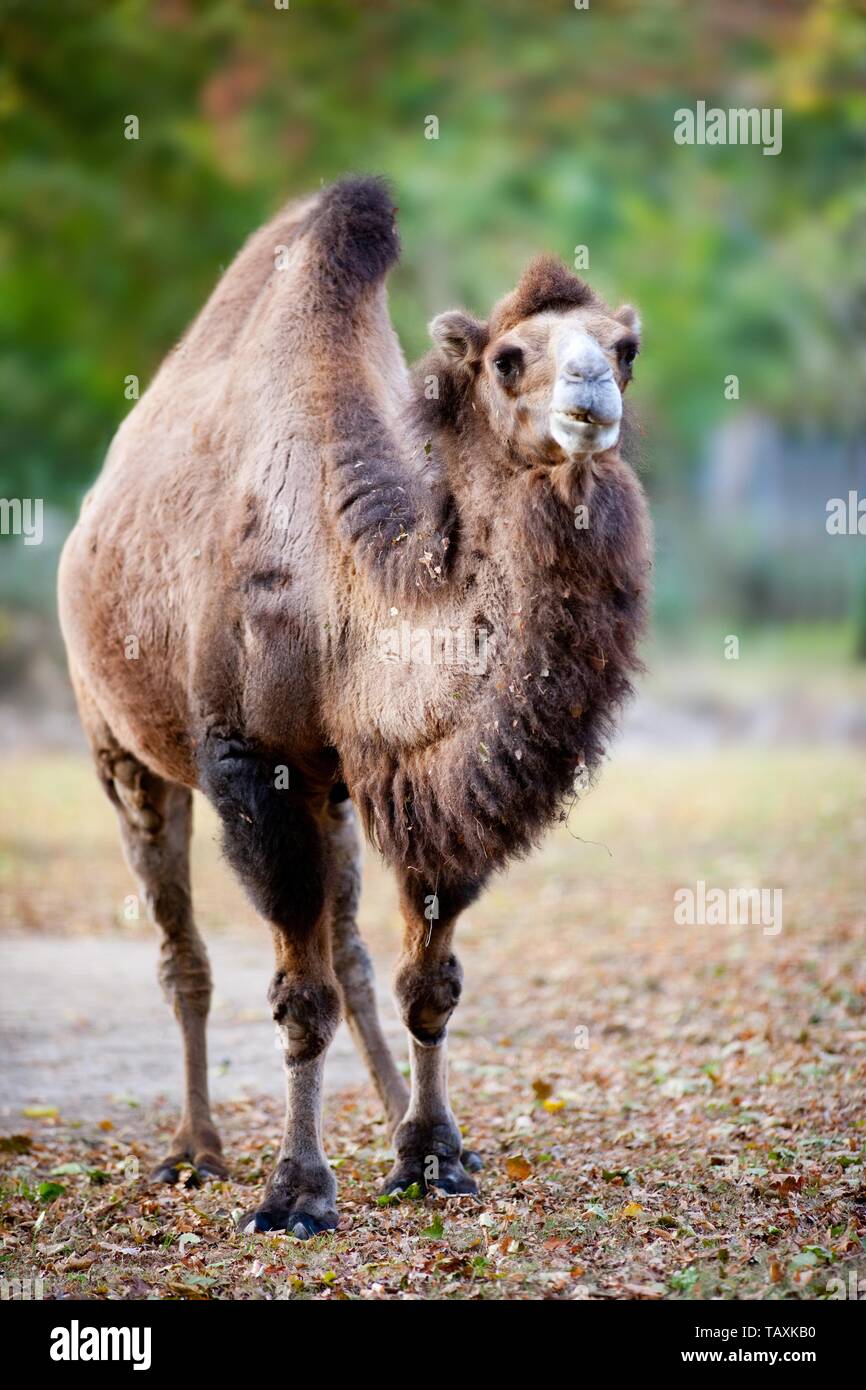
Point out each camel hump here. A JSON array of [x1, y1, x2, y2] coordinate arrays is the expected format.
[[304, 175, 400, 306]]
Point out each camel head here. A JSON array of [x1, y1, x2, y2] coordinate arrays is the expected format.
[[429, 255, 640, 466]]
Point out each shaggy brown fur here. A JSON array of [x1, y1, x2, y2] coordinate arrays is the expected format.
[[58, 176, 651, 1234], [347, 363, 648, 893], [490, 253, 599, 331]]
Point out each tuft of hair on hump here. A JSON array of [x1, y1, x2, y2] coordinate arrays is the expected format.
[[305, 175, 400, 307], [490, 254, 598, 334]]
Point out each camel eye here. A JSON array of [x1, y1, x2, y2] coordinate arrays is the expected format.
[[616, 338, 639, 372], [492, 347, 523, 380]]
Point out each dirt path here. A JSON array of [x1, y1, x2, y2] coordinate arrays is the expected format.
[[0, 934, 401, 1124]]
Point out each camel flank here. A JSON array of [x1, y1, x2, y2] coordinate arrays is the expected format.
[[58, 176, 651, 1236]]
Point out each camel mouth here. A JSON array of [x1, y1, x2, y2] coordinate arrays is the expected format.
[[550, 408, 620, 458], [551, 407, 614, 432], [555, 408, 596, 426]]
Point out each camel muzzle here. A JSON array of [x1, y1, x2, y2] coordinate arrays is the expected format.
[[550, 374, 622, 455], [549, 328, 623, 455]]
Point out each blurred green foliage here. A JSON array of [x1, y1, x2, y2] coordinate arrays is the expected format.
[[0, 0, 864, 599]]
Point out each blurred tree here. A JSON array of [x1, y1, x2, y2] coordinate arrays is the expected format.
[[0, 0, 863, 627]]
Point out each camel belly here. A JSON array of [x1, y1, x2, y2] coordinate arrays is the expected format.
[[59, 516, 198, 784]]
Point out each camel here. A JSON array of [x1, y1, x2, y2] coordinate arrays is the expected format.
[[58, 176, 651, 1237]]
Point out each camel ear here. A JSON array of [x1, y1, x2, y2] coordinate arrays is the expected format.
[[429, 310, 488, 367], [614, 304, 641, 338]]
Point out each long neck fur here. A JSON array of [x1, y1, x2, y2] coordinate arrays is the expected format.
[[344, 352, 652, 897]]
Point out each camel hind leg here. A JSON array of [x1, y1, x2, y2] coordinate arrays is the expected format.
[[80, 701, 225, 1181], [323, 796, 409, 1132]]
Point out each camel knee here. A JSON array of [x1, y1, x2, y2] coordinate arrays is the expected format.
[[395, 952, 463, 1045], [269, 973, 340, 1063], [157, 932, 212, 1018]]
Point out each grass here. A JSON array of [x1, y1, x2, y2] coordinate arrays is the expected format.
[[644, 619, 866, 705], [1, 748, 865, 1300]]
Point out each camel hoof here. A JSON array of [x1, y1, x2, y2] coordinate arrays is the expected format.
[[381, 1155, 479, 1198], [150, 1150, 228, 1185], [429, 1168, 479, 1196], [194, 1151, 229, 1181], [151, 1162, 183, 1184], [239, 1204, 339, 1239]]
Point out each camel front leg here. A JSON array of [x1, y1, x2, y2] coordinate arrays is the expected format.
[[241, 919, 341, 1237], [382, 879, 479, 1196], [199, 734, 341, 1236]]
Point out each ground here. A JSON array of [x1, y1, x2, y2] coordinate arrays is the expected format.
[[1, 747, 865, 1300]]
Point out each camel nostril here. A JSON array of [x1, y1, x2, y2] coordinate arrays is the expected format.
[[562, 363, 613, 385]]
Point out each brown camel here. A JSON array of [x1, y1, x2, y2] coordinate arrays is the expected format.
[[58, 177, 651, 1236]]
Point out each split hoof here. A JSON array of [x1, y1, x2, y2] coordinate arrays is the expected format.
[[239, 1203, 339, 1239], [381, 1154, 479, 1198], [151, 1161, 184, 1184], [194, 1150, 229, 1181], [150, 1149, 228, 1185]]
